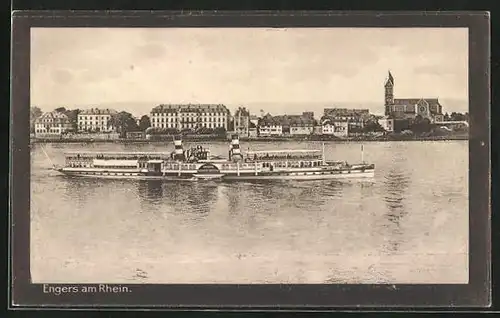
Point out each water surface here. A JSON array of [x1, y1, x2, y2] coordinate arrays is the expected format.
[[30, 140, 469, 284]]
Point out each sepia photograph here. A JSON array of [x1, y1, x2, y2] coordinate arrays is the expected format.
[[28, 26, 471, 286]]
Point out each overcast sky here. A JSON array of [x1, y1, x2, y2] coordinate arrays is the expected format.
[[31, 27, 469, 116]]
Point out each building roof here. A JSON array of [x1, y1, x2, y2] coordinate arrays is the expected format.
[[35, 111, 69, 123], [394, 98, 440, 106], [259, 114, 315, 127], [79, 108, 117, 115], [151, 104, 229, 113], [324, 108, 370, 117], [321, 117, 349, 125]]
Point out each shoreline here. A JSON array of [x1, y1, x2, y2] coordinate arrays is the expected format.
[[31, 135, 469, 144]]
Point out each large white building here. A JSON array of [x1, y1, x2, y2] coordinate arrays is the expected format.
[[78, 108, 117, 132], [150, 104, 230, 131], [34, 111, 71, 135]]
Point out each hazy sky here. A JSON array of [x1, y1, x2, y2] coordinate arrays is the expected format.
[[31, 27, 469, 116]]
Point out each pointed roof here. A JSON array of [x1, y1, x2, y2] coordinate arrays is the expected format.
[[385, 71, 394, 87]]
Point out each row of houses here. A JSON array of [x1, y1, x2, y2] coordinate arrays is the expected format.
[[33, 71, 460, 137], [34, 108, 118, 135], [33, 104, 382, 138]]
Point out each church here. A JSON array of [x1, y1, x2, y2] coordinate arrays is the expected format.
[[384, 71, 445, 124]]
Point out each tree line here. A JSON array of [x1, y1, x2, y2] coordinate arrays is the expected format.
[[444, 112, 469, 122]]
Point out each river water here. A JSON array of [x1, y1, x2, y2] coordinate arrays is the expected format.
[[30, 140, 469, 284]]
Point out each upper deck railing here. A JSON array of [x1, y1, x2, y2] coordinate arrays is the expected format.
[[245, 149, 323, 161], [64, 151, 173, 160]]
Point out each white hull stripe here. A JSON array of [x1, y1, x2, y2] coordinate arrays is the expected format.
[[55, 169, 375, 180]]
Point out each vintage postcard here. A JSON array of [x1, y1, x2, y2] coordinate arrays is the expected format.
[[10, 11, 491, 309]]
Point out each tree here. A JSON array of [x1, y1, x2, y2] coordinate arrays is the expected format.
[[138, 115, 151, 131], [196, 127, 214, 135], [450, 112, 467, 122], [227, 118, 235, 131], [165, 128, 179, 135], [444, 112, 450, 121], [30, 106, 43, 119], [64, 109, 80, 131], [109, 111, 140, 137], [362, 120, 385, 133], [349, 126, 363, 134], [54, 107, 67, 113], [214, 127, 227, 136], [410, 115, 434, 135], [30, 106, 43, 133]]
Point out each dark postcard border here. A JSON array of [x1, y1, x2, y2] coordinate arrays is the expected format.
[[10, 11, 491, 309]]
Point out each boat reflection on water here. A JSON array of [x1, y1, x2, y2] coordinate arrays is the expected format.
[[135, 180, 222, 222], [136, 179, 164, 200]]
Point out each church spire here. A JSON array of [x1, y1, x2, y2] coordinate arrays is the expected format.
[[385, 70, 394, 87], [384, 70, 394, 116]]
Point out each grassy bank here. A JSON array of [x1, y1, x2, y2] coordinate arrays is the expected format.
[[31, 134, 469, 144]]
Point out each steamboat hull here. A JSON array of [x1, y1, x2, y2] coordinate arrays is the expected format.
[[53, 167, 375, 181], [53, 135, 375, 182]]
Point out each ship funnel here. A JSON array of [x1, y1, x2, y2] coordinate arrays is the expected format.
[[229, 134, 242, 161], [173, 135, 185, 161]]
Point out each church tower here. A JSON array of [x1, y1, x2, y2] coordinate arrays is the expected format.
[[384, 71, 394, 116]]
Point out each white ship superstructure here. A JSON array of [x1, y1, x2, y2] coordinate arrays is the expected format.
[[52, 134, 375, 181]]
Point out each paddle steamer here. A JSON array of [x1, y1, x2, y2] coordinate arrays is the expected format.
[[52, 134, 375, 181]]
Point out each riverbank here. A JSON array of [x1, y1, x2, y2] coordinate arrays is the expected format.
[[31, 134, 469, 144]]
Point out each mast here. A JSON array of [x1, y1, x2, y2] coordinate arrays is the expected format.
[[361, 144, 364, 163], [322, 142, 326, 165]]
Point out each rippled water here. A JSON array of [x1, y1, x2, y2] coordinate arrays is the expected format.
[[30, 140, 469, 284]]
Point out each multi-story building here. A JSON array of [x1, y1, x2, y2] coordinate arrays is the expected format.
[[233, 107, 250, 137], [288, 113, 315, 135], [258, 114, 282, 137], [258, 113, 315, 136], [78, 108, 117, 132], [321, 118, 349, 137], [384, 71, 445, 123], [150, 104, 229, 131], [34, 111, 72, 135], [323, 107, 369, 131]]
